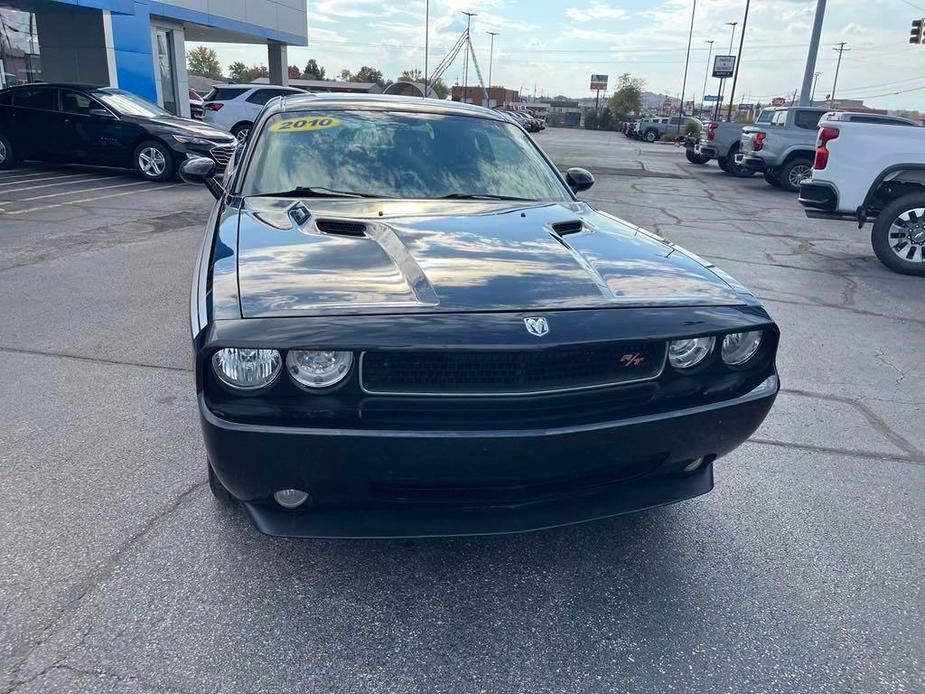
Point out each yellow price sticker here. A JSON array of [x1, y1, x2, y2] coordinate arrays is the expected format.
[[269, 115, 342, 132]]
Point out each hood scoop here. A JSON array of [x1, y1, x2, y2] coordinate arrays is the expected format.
[[315, 219, 368, 237], [551, 220, 585, 235]]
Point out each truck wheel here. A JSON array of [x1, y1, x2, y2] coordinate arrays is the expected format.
[[871, 193, 925, 276], [717, 156, 730, 173], [0, 132, 17, 170], [685, 149, 709, 165], [208, 462, 235, 505], [723, 145, 756, 178], [764, 171, 782, 188], [644, 130, 658, 143], [779, 157, 813, 193]]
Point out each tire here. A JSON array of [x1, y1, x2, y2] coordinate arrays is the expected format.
[[208, 462, 235, 505], [133, 141, 174, 181], [779, 157, 813, 193], [231, 122, 253, 142], [643, 130, 658, 143], [870, 192, 925, 276], [722, 145, 756, 178], [717, 156, 730, 173], [685, 149, 709, 165], [0, 132, 17, 170], [764, 171, 782, 188]]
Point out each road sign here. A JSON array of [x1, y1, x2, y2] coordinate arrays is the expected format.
[[590, 74, 608, 90], [703, 95, 720, 102], [738, 103, 754, 110], [712, 55, 735, 78], [771, 96, 787, 106]]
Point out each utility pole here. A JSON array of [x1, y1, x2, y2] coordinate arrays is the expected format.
[[461, 11, 476, 102], [830, 42, 849, 107], [487, 31, 499, 107], [701, 40, 714, 116], [677, 0, 697, 135], [810, 71, 821, 104], [799, 0, 826, 106], [726, 0, 751, 122], [423, 0, 429, 97]]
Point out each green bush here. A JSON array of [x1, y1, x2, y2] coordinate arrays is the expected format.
[[683, 121, 701, 136], [660, 134, 675, 142]]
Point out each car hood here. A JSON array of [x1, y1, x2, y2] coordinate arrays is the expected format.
[[235, 199, 754, 318], [145, 116, 233, 142]]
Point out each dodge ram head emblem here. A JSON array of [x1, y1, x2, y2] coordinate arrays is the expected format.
[[524, 317, 549, 337]]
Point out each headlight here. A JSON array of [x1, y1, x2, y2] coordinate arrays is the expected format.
[[286, 350, 353, 388], [668, 336, 715, 369], [721, 330, 763, 365], [172, 134, 211, 146], [212, 348, 281, 390]]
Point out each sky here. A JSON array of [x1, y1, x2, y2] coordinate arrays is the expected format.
[[201, 0, 925, 111]]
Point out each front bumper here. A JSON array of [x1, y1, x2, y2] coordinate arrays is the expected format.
[[202, 375, 778, 538]]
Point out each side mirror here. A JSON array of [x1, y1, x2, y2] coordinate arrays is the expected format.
[[179, 156, 223, 200], [566, 167, 594, 194], [89, 108, 115, 119]]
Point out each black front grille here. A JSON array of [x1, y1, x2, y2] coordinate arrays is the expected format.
[[209, 145, 234, 167], [361, 342, 666, 396]]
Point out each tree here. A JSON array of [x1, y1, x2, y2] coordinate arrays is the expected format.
[[242, 65, 269, 83], [288, 65, 302, 80], [303, 59, 326, 80], [187, 45, 223, 80], [340, 66, 388, 88], [396, 69, 449, 99], [608, 73, 645, 120], [228, 61, 248, 82]]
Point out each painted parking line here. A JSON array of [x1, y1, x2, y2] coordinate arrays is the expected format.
[[4, 183, 182, 215], [0, 174, 131, 194], [0, 170, 86, 184], [0, 179, 152, 205]]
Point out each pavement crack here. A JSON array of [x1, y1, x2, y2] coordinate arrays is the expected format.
[[0, 345, 192, 373], [4, 481, 207, 693], [748, 438, 925, 466], [874, 350, 907, 386]]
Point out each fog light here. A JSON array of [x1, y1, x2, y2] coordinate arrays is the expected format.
[[683, 457, 705, 473], [274, 489, 309, 509]]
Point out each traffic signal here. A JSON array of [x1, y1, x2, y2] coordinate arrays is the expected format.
[[912, 18, 924, 44]]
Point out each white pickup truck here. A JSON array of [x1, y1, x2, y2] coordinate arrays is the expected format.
[[798, 111, 925, 276]]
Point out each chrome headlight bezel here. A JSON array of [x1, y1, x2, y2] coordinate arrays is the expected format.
[[286, 350, 354, 390], [172, 134, 212, 146], [721, 330, 764, 366], [211, 348, 282, 391], [668, 336, 716, 370]]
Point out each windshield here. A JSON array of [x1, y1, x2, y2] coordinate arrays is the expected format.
[[96, 89, 171, 118], [242, 110, 571, 201]]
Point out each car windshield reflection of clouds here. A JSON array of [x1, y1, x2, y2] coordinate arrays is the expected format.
[[244, 111, 569, 201]]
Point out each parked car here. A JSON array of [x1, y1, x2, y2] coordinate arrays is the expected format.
[[0, 83, 236, 181], [188, 89, 204, 119], [202, 83, 305, 141], [798, 111, 925, 276], [692, 108, 781, 175], [178, 93, 779, 538], [636, 116, 701, 143], [737, 107, 832, 191], [504, 110, 542, 133]]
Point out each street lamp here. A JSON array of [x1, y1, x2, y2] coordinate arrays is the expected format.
[[487, 31, 499, 107], [714, 22, 737, 120], [701, 40, 714, 116], [461, 11, 477, 102], [677, 0, 697, 135], [423, 0, 429, 98], [726, 0, 751, 122]]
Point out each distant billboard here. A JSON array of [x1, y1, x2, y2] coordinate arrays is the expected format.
[[771, 96, 787, 106], [703, 95, 720, 102], [712, 55, 735, 78], [590, 74, 609, 91]]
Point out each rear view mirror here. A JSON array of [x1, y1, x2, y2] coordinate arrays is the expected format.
[[566, 167, 594, 194], [89, 108, 115, 119], [179, 156, 223, 200]]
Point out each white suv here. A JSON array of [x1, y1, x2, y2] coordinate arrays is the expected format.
[[202, 84, 304, 141]]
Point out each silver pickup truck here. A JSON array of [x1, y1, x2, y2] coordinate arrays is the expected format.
[[693, 108, 780, 176], [738, 107, 829, 191]]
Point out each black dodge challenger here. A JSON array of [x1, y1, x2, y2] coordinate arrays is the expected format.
[[181, 93, 779, 538]]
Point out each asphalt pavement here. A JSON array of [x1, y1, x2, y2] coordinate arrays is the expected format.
[[0, 132, 922, 694]]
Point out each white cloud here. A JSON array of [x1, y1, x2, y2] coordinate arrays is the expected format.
[[565, 2, 628, 22]]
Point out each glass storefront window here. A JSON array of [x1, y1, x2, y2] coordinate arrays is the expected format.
[[0, 8, 42, 87], [154, 28, 178, 114]]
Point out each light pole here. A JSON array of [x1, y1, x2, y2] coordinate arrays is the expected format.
[[810, 71, 821, 104], [677, 0, 697, 135], [701, 40, 714, 116], [461, 11, 476, 102], [487, 31, 499, 107], [799, 0, 826, 105], [714, 21, 736, 120], [423, 0, 429, 98], [726, 0, 750, 122]]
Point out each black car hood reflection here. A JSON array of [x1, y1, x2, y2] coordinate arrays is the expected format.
[[235, 199, 752, 318]]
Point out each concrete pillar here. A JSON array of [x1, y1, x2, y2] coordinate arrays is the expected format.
[[268, 41, 289, 86], [34, 5, 114, 86]]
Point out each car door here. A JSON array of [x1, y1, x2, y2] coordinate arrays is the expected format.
[[58, 89, 128, 165], [9, 86, 59, 160]]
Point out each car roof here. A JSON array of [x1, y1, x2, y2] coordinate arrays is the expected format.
[[209, 83, 302, 90], [822, 111, 921, 125], [268, 93, 510, 122], [0, 82, 101, 92]]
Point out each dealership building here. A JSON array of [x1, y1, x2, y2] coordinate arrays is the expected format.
[[0, 0, 308, 118]]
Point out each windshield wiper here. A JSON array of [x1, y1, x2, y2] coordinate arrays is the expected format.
[[439, 193, 536, 201], [254, 186, 392, 199]]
